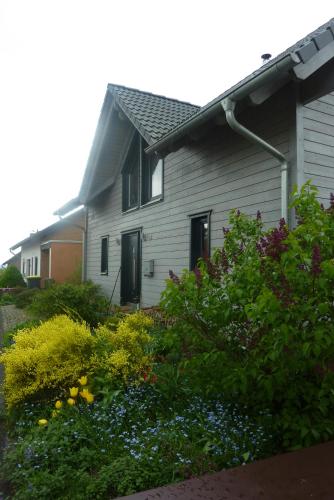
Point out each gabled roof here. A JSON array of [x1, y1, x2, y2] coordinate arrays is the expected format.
[[10, 209, 84, 251], [1, 252, 21, 268], [109, 84, 199, 145], [78, 85, 199, 203], [147, 18, 334, 154]]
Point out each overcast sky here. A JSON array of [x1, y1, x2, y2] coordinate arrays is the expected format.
[[0, 0, 333, 264]]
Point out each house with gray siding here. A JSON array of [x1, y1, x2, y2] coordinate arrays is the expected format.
[[57, 18, 334, 307]]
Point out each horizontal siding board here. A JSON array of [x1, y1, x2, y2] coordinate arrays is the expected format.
[[304, 129, 334, 147], [304, 99, 334, 117], [304, 162, 334, 178], [318, 93, 334, 106], [304, 118, 334, 139], [304, 151, 334, 168], [304, 107, 334, 128], [303, 92, 334, 202], [304, 140, 334, 157]]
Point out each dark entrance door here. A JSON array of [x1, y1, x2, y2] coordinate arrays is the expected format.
[[121, 230, 141, 304]]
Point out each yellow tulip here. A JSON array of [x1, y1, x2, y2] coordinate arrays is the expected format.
[[69, 387, 79, 398], [38, 419, 48, 426], [78, 375, 88, 386], [51, 410, 59, 418], [55, 400, 63, 409], [79, 388, 89, 399], [67, 398, 76, 406], [80, 388, 94, 403], [86, 393, 94, 404]]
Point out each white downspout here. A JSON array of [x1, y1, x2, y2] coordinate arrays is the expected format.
[[221, 98, 288, 222]]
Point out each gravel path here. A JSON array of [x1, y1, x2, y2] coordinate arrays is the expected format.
[[0, 305, 29, 498], [0, 305, 29, 335]]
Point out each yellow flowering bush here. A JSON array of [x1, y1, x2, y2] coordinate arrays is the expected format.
[[92, 312, 153, 383], [0, 315, 95, 407], [0, 312, 153, 408]]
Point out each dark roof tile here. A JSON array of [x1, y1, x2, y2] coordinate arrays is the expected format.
[[108, 84, 199, 144]]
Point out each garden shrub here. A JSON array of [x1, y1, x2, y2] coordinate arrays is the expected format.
[[0, 315, 95, 407], [2, 320, 41, 348], [14, 288, 40, 309], [161, 183, 334, 449], [0, 265, 25, 288], [28, 281, 108, 326], [65, 262, 82, 285], [0, 312, 154, 408], [0, 292, 15, 305], [92, 311, 153, 388]]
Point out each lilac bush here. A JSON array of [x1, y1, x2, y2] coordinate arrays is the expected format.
[[161, 182, 334, 449]]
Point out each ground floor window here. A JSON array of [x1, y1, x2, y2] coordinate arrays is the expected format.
[[190, 212, 210, 270], [34, 256, 38, 275], [100, 236, 109, 274]]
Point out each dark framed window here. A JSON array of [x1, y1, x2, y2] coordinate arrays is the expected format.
[[100, 236, 109, 274], [27, 258, 31, 276], [22, 259, 25, 276], [122, 133, 163, 211], [122, 135, 140, 211], [34, 256, 38, 275], [142, 152, 163, 204], [190, 212, 211, 270]]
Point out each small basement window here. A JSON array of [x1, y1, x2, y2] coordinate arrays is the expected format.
[[100, 236, 109, 274], [190, 212, 210, 270]]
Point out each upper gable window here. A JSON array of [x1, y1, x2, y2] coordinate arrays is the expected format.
[[122, 136, 140, 211], [122, 133, 163, 212], [142, 152, 163, 204]]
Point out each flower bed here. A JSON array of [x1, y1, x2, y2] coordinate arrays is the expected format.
[[2, 386, 274, 499]]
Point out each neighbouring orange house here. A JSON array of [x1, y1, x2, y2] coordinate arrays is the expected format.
[[9, 209, 84, 288]]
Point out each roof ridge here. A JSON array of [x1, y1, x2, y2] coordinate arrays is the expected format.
[[107, 83, 200, 109]]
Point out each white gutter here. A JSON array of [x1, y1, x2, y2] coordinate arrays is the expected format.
[[221, 97, 288, 222]]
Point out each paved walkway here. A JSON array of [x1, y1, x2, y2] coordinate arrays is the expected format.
[[0, 305, 28, 409], [122, 440, 334, 500], [0, 305, 29, 499]]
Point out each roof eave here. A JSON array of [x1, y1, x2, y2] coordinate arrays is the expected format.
[[79, 88, 114, 204], [53, 197, 82, 216], [10, 209, 84, 251], [146, 53, 301, 155]]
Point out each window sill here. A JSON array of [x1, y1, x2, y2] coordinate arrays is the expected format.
[[100, 272, 108, 276], [122, 206, 139, 215], [140, 197, 163, 209], [122, 197, 163, 214]]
